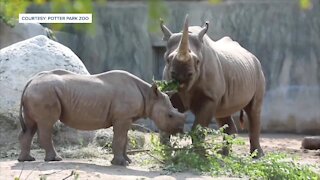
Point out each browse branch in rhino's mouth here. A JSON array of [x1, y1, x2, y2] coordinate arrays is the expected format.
[[179, 83, 186, 89], [153, 80, 179, 92]]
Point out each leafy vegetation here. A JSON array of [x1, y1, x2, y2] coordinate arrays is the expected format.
[[300, 0, 313, 10], [148, 0, 168, 32], [153, 80, 179, 92], [150, 126, 320, 179], [0, 0, 167, 32], [0, 0, 313, 33]]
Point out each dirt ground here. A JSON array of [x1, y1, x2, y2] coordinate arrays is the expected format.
[[0, 133, 319, 180]]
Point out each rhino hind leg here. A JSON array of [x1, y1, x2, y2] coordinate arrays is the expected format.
[[111, 120, 131, 166], [216, 116, 238, 134], [18, 117, 37, 162], [244, 96, 264, 158], [216, 116, 238, 156], [38, 122, 62, 161]]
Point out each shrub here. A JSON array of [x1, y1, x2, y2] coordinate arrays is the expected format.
[[150, 125, 320, 179]]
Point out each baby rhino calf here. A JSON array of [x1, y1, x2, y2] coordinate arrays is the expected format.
[[18, 69, 185, 166]]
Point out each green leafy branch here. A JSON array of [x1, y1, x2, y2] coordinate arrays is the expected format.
[[153, 79, 179, 92], [150, 125, 320, 179]]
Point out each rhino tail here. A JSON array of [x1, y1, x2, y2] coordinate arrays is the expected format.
[[19, 78, 33, 133], [239, 110, 245, 130]]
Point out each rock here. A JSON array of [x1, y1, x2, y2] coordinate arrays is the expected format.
[[94, 129, 114, 148], [128, 130, 146, 150], [0, 21, 49, 49], [0, 35, 92, 148], [302, 136, 320, 150], [94, 129, 145, 150]]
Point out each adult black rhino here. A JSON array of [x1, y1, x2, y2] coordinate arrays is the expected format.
[[160, 15, 265, 157]]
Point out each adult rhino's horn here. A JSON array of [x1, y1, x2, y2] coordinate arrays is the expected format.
[[177, 14, 190, 61], [160, 18, 172, 41]]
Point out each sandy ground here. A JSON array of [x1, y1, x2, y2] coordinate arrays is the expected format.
[[0, 133, 319, 180]]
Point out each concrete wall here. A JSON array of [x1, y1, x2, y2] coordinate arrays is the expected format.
[[23, 0, 320, 134]]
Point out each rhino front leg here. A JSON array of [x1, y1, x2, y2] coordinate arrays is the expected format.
[[111, 120, 131, 166], [216, 116, 238, 156], [18, 115, 37, 162], [159, 131, 171, 146], [191, 101, 216, 152], [192, 101, 216, 129], [216, 116, 238, 135], [38, 122, 62, 161]]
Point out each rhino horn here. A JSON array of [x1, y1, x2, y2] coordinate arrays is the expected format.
[[160, 18, 172, 41], [177, 14, 190, 61]]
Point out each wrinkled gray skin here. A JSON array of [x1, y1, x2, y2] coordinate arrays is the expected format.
[[18, 69, 185, 166], [160, 15, 265, 157]]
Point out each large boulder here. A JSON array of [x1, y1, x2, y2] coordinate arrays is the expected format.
[[0, 35, 93, 148]]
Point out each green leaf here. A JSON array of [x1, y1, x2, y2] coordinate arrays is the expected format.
[[300, 0, 312, 10], [148, 0, 168, 32], [153, 80, 179, 92], [208, 0, 222, 5], [150, 125, 320, 178]]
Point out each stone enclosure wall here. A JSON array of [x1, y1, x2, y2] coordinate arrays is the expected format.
[[2, 0, 320, 134]]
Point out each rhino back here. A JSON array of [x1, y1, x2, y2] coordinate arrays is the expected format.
[[202, 37, 264, 116], [60, 71, 146, 129], [95, 70, 148, 121]]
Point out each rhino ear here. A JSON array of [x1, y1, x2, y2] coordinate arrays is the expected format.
[[160, 18, 172, 41], [198, 21, 209, 42], [151, 83, 160, 97]]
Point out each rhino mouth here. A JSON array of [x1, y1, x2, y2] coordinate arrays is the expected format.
[[178, 83, 188, 91], [178, 82, 193, 92], [170, 127, 184, 135], [179, 83, 186, 89]]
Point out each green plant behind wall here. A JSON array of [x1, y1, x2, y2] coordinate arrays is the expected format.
[[0, 0, 99, 33], [0, 0, 313, 32]]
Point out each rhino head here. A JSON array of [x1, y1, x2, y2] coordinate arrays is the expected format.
[[161, 15, 209, 91], [149, 83, 186, 134]]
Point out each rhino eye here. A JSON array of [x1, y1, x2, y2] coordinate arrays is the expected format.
[[187, 72, 193, 78], [166, 56, 173, 63], [168, 113, 173, 118], [196, 59, 200, 65], [171, 71, 177, 79]]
